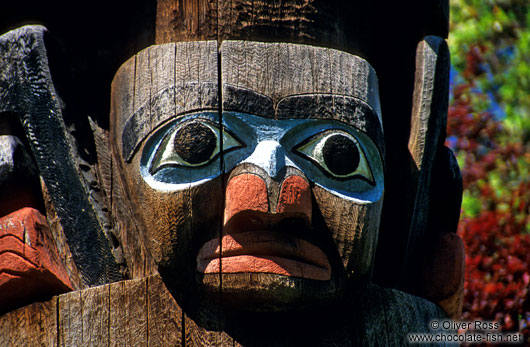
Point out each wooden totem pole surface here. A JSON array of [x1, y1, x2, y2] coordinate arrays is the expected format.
[[0, 1, 463, 345]]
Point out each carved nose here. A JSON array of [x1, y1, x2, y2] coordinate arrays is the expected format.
[[241, 140, 295, 179], [224, 174, 312, 226]]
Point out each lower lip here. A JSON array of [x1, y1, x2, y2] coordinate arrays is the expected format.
[[197, 232, 332, 281]]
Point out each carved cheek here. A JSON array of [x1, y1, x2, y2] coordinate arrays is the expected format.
[[126, 150, 224, 268], [312, 185, 383, 277]]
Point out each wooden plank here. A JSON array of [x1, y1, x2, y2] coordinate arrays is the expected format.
[[0, 299, 58, 347], [147, 275, 183, 346], [58, 290, 83, 347], [109, 277, 148, 346], [25, 299, 58, 347], [184, 309, 233, 347], [81, 284, 110, 346], [0, 302, 28, 347], [0, 275, 450, 345]]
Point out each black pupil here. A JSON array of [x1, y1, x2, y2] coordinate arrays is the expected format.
[[173, 122, 217, 164], [322, 134, 360, 175]]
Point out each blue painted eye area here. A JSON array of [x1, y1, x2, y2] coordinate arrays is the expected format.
[[149, 119, 242, 174], [294, 130, 374, 183]]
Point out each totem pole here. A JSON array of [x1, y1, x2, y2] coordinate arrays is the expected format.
[[0, 1, 463, 345]]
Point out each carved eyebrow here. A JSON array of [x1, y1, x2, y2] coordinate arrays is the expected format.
[[222, 84, 275, 118], [122, 86, 384, 162], [277, 94, 385, 157], [121, 82, 218, 162]]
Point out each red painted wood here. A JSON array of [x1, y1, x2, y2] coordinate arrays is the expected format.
[[0, 208, 73, 313]]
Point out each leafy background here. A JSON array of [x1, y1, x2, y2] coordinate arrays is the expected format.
[[448, 0, 530, 339]]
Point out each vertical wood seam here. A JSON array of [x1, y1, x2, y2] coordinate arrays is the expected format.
[[217, 38, 225, 345], [107, 281, 111, 347], [145, 277, 149, 346], [56, 296, 60, 347]]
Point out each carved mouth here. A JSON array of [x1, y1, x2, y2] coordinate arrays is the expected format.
[[196, 231, 332, 281]]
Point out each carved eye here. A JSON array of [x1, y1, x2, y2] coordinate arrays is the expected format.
[[294, 131, 374, 182], [150, 120, 242, 174]]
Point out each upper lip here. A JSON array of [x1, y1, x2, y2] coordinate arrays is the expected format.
[[197, 230, 331, 270]]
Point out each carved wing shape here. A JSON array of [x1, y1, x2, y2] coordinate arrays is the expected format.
[[404, 35, 464, 318], [0, 25, 121, 286]]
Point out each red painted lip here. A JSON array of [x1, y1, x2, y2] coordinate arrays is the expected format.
[[196, 231, 331, 281]]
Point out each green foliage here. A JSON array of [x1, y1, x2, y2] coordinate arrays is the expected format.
[[448, 0, 530, 337], [450, 0, 530, 142]]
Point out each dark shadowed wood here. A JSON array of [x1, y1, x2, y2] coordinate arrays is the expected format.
[[403, 36, 450, 286], [40, 182, 84, 290], [1, 275, 184, 346], [157, 0, 218, 43], [109, 54, 157, 280], [1, 275, 447, 346], [0, 25, 121, 286], [147, 275, 183, 346], [0, 299, 57, 347]]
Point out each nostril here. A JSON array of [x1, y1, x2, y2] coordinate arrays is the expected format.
[[224, 173, 269, 225], [277, 175, 312, 223]]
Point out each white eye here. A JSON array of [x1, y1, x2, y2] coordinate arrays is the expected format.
[[150, 120, 241, 174], [294, 131, 374, 183]]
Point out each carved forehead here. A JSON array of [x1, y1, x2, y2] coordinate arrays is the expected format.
[[221, 41, 382, 123], [111, 41, 219, 162], [111, 41, 383, 162]]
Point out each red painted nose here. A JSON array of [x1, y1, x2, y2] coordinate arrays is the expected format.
[[224, 174, 312, 225]]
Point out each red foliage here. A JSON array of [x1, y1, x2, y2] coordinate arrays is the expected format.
[[447, 45, 530, 338]]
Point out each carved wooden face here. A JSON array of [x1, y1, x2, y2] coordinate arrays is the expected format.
[[110, 41, 384, 310]]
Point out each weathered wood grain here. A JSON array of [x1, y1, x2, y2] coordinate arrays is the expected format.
[[156, 0, 218, 44], [109, 278, 148, 346], [147, 274, 183, 346], [220, 42, 384, 287], [110, 41, 225, 346], [0, 299, 57, 347], [150, 43, 177, 127], [221, 41, 381, 123], [81, 285, 110, 346], [58, 291, 83, 346], [89, 117, 113, 211], [1, 274, 448, 346], [403, 36, 450, 287], [41, 180, 84, 290], [0, 25, 121, 286], [110, 53, 156, 280]]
